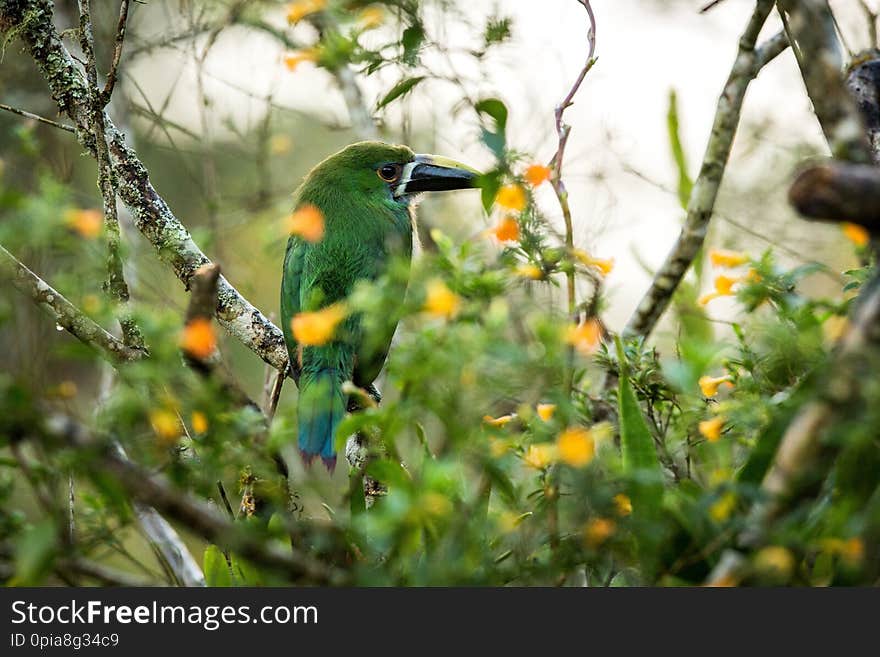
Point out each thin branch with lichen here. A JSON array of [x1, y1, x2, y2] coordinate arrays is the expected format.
[[0, 244, 145, 363], [77, 0, 144, 350]]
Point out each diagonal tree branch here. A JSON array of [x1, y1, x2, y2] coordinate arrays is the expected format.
[[624, 1, 785, 339], [0, 0, 291, 376], [0, 244, 145, 363]]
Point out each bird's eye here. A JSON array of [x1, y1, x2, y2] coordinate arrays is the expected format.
[[377, 164, 402, 182]]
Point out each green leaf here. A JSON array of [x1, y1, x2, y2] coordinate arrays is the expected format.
[[401, 25, 424, 65], [477, 171, 501, 214], [13, 519, 57, 585], [666, 89, 693, 211], [203, 545, 232, 587], [376, 76, 426, 110], [475, 98, 508, 158]]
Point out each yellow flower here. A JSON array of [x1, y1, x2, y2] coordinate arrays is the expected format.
[[842, 222, 870, 247], [583, 518, 615, 548], [820, 537, 864, 565], [573, 249, 614, 276], [523, 443, 556, 470], [269, 134, 293, 155], [524, 164, 552, 187], [489, 216, 520, 242], [699, 416, 725, 442], [286, 0, 325, 24], [556, 426, 595, 467], [536, 403, 556, 422], [291, 303, 347, 346], [698, 274, 738, 305], [65, 208, 103, 239], [423, 279, 461, 319], [283, 49, 318, 72], [285, 204, 325, 242], [709, 249, 749, 268], [483, 414, 516, 427], [191, 411, 209, 434], [149, 408, 181, 444], [613, 493, 632, 517], [57, 380, 78, 399], [357, 6, 384, 29], [709, 491, 736, 522], [180, 317, 217, 360], [489, 437, 511, 457], [565, 318, 602, 356], [698, 374, 733, 398], [494, 184, 527, 212], [421, 491, 452, 517], [514, 263, 543, 280], [754, 545, 795, 579], [823, 315, 849, 343]]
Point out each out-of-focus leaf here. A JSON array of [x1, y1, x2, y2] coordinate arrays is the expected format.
[[667, 89, 693, 211], [13, 519, 57, 585], [203, 545, 232, 587], [376, 76, 426, 110]]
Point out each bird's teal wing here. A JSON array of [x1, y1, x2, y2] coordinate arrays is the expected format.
[[280, 236, 306, 378]]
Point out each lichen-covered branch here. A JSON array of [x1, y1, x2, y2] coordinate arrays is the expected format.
[[846, 54, 880, 163], [77, 0, 144, 350], [0, 244, 145, 363], [0, 0, 290, 374], [624, 1, 784, 339], [777, 0, 872, 162]]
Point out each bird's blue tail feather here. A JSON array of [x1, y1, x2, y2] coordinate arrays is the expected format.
[[297, 368, 345, 472]]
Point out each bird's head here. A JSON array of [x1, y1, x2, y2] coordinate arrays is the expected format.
[[303, 141, 479, 206]]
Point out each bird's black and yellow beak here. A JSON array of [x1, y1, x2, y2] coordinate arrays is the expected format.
[[395, 154, 480, 197]]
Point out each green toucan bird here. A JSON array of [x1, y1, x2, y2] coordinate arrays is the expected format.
[[281, 141, 478, 469]]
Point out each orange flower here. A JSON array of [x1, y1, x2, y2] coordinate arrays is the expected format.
[[65, 208, 103, 239], [573, 249, 614, 276], [489, 216, 520, 242], [180, 317, 217, 360], [285, 204, 325, 242], [565, 318, 602, 356], [584, 518, 615, 548], [556, 426, 595, 467], [424, 279, 461, 319], [524, 164, 552, 187], [283, 49, 318, 72], [536, 403, 556, 421], [842, 222, 870, 247], [699, 416, 725, 442], [191, 411, 209, 434], [291, 303, 347, 346], [709, 249, 749, 268], [698, 274, 738, 305], [483, 414, 516, 427], [286, 0, 325, 24], [698, 374, 733, 397], [494, 184, 527, 212]]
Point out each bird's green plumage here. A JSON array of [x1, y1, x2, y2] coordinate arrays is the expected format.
[[281, 141, 476, 469]]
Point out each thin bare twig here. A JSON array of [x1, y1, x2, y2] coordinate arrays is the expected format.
[[100, 0, 129, 104], [0, 102, 75, 132]]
